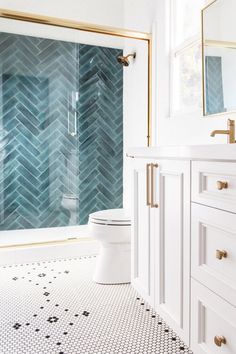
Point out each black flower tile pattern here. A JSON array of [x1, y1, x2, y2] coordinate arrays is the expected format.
[[0, 256, 193, 354]]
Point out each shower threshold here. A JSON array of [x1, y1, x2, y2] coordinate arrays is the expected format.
[[0, 225, 99, 266], [0, 225, 90, 248]]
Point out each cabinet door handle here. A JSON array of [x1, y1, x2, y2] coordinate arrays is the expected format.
[[150, 163, 159, 208], [146, 164, 151, 206]]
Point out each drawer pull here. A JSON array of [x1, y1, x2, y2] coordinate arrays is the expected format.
[[216, 249, 228, 260], [150, 163, 159, 208], [216, 181, 228, 190], [214, 336, 227, 347], [146, 164, 151, 206]]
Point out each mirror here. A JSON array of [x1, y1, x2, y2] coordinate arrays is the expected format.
[[202, 0, 236, 116]]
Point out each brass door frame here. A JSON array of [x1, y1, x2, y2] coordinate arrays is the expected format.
[[0, 8, 152, 146]]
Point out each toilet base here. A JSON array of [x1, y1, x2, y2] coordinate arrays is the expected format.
[[93, 242, 131, 284]]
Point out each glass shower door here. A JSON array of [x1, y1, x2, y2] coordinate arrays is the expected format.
[[0, 31, 124, 232], [0, 32, 79, 230]]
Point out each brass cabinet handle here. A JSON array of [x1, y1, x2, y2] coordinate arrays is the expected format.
[[217, 181, 228, 190], [150, 163, 159, 208], [146, 164, 151, 206], [216, 249, 228, 260], [214, 336, 226, 347]]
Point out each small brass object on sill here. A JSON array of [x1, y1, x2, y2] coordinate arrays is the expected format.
[[210, 119, 236, 144], [214, 335, 227, 347], [216, 181, 228, 190], [216, 249, 227, 260]]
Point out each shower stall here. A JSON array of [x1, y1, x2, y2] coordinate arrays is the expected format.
[[0, 12, 150, 248], [0, 32, 123, 232]]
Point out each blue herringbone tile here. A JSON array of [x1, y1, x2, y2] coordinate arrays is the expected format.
[[0, 33, 123, 230]]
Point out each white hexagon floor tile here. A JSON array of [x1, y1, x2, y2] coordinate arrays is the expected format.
[[0, 256, 193, 354]]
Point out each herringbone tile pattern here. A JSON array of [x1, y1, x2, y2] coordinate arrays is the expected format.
[[78, 44, 123, 224], [205, 55, 225, 115], [0, 33, 123, 230]]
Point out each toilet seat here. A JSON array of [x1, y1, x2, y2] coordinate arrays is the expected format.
[[89, 209, 131, 226]]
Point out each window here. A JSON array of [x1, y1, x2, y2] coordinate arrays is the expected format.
[[170, 0, 206, 116]]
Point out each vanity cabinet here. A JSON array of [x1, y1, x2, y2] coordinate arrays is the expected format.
[[191, 160, 236, 354], [128, 146, 236, 353], [131, 157, 191, 343]]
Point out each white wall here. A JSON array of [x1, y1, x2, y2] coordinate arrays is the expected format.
[[124, 0, 236, 146], [0, 0, 124, 28]]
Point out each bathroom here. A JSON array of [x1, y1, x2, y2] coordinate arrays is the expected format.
[[0, 0, 235, 353]]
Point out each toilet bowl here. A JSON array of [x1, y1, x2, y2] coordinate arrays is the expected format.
[[89, 209, 131, 284], [61, 194, 78, 225]]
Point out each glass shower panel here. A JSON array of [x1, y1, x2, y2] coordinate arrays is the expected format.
[[0, 32, 123, 231]]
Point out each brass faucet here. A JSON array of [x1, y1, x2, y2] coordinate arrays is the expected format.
[[210, 119, 236, 144]]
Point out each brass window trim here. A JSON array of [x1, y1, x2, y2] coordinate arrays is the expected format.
[[0, 8, 152, 146]]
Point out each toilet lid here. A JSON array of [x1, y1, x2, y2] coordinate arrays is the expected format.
[[89, 209, 131, 225]]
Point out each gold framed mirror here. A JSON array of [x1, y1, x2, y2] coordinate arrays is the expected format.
[[202, 0, 236, 116]]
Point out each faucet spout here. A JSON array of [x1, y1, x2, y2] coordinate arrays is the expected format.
[[210, 130, 229, 137]]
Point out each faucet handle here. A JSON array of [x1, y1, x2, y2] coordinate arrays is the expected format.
[[228, 119, 236, 144]]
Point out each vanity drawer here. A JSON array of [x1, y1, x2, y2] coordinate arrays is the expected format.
[[192, 161, 236, 213], [191, 279, 236, 354], [191, 203, 236, 306]]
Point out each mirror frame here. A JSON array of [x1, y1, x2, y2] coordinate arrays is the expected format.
[[201, 0, 236, 117]]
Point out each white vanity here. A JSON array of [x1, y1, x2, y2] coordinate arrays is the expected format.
[[127, 145, 236, 353]]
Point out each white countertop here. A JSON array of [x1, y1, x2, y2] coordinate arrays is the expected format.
[[126, 145, 236, 162]]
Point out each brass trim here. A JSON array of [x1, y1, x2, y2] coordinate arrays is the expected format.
[[0, 237, 92, 250], [201, 4, 206, 116], [205, 39, 236, 49], [0, 9, 151, 40], [146, 164, 151, 206], [147, 38, 152, 146], [150, 163, 158, 208], [0, 8, 152, 146]]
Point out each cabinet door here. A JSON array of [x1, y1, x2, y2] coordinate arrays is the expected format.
[[155, 160, 191, 344], [131, 158, 157, 307]]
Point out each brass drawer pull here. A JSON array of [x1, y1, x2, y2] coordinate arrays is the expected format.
[[217, 181, 228, 190], [216, 250, 227, 260], [214, 335, 226, 347], [150, 163, 159, 208], [146, 164, 151, 206]]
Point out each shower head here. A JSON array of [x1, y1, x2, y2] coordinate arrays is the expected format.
[[117, 53, 136, 67]]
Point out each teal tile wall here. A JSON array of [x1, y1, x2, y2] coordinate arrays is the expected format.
[[205, 56, 225, 115], [0, 33, 123, 230]]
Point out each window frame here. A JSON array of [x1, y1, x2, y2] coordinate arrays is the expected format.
[[169, 0, 206, 118]]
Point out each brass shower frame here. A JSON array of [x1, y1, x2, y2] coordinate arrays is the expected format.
[[0, 8, 152, 146], [0, 9, 152, 250]]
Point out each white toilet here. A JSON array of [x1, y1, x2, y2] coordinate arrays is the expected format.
[[89, 209, 131, 284]]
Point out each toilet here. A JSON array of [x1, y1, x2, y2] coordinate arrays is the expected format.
[[61, 194, 78, 225], [89, 209, 131, 284]]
